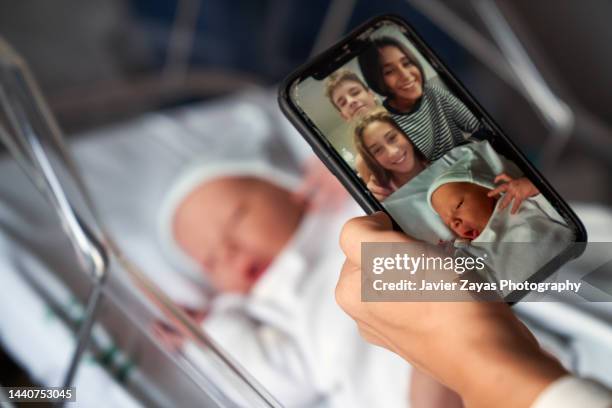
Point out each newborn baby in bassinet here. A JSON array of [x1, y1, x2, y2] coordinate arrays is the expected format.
[[156, 159, 462, 408]]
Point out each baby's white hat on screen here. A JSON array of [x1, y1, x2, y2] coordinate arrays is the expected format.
[[426, 165, 495, 212], [157, 159, 300, 284]]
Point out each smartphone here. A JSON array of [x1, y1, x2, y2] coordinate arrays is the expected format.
[[278, 14, 586, 301]]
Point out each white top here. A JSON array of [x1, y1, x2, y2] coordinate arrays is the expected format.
[[192, 202, 411, 407], [532, 376, 612, 408]]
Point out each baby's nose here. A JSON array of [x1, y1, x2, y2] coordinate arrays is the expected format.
[[451, 218, 462, 230], [227, 251, 256, 275], [451, 219, 468, 236]]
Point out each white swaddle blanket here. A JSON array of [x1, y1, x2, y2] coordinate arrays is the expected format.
[[468, 193, 574, 285], [196, 201, 411, 408], [384, 139, 574, 285]]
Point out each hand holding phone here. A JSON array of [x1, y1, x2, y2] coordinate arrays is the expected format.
[[335, 213, 567, 408]]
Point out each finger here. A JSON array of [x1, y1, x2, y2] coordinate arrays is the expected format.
[[336, 263, 386, 347], [513, 317, 541, 348], [499, 192, 514, 211], [357, 324, 386, 348], [354, 316, 397, 351], [339, 212, 410, 262], [494, 173, 512, 184], [368, 184, 393, 196], [520, 178, 540, 196], [487, 184, 508, 197], [367, 175, 386, 188], [511, 196, 524, 214], [373, 192, 388, 202], [335, 259, 364, 320], [366, 177, 390, 193]]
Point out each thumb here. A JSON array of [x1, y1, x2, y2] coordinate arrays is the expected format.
[[368, 211, 393, 229], [339, 212, 410, 262]]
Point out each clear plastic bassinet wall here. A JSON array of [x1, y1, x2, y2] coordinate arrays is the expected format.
[[0, 37, 281, 408]]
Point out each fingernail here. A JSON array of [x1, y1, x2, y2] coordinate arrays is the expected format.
[[370, 211, 390, 224]]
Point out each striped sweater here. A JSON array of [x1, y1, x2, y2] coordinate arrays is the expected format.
[[384, 83, 481, 161]]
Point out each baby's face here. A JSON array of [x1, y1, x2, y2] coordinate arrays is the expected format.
[[430, 182, 496, 240], [173, 177, 304, 294]]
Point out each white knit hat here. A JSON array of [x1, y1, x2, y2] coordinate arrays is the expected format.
[[157, 159, 300, 282], [426, 165, 495, 212]]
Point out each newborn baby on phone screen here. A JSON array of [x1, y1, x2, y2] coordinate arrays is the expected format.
[[426, 159, 574, 284]]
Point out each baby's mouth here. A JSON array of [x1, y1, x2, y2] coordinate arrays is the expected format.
[[464, 228, 480, 240], [247, 261, 270, 281]]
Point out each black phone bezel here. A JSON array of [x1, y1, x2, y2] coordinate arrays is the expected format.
[[277, 14, 587, 303]]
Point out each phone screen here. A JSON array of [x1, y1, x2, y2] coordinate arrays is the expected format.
[[285, 17, 584, 298]]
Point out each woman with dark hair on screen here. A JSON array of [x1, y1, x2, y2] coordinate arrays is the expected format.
[[354, 109, 428, 201], [358, 36, 481, 161]]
